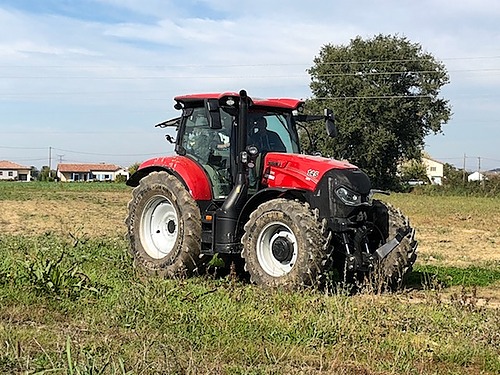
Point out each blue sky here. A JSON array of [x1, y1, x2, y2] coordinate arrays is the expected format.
[[0, 0, 499, 171]]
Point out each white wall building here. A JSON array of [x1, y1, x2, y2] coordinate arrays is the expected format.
[[422, 157, 444, 185], [468, 171, 486, 182], [57, 163, 129, 182], [0, 160, 32, 181]]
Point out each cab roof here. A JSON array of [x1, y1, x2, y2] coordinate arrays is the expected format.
[[174, 92, 304, 111]]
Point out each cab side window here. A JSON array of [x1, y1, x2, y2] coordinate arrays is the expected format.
[[181, 107, 232, 198]]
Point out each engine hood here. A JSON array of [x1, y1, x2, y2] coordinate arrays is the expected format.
[[261, 153, 359, 191]]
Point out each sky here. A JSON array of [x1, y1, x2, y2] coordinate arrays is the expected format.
[[0, 0, 499, 172]]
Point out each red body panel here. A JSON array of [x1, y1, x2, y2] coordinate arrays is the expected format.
[[174, 92, 304, 110], [261, 153, 358, 191], [139, 156, 212, 200]]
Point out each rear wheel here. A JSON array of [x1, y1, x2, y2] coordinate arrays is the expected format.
[[126, 171, 202, 277], [241, 199, 327, 289]]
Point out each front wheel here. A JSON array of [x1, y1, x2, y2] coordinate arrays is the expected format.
[[371, 200, 418, 289], [126, 171, 202, 277], [241, 199, 328, 289]]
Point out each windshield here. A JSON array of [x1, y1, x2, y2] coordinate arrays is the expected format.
[[247, 111, 300, 154]]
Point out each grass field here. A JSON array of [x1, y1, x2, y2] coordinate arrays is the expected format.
[[0, 182, 499, 374]]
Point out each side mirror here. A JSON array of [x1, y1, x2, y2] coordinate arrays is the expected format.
[[205, 99, 222, 129], [324, 109, 337, 137]]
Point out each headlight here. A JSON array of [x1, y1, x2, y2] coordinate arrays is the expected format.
[[335, 186, 362, 206]]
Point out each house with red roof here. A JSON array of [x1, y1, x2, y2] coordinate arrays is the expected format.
[[56, 163, 129, 182], [0, 160, 32, 181]]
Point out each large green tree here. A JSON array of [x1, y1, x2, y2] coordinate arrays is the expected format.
[[305, 34, 451, 189]]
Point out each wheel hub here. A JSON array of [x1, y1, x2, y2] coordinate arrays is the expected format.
[[272, 237, 294, 263], [167, 220, 176, 234], [140, 195, 179, 259], [256, 222, 298, 277]]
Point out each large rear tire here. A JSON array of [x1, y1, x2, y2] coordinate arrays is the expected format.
[[126, 171, 202, 277], [241, 199, 328, 289]]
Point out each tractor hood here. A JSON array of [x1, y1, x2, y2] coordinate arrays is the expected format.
[[261, 153, 359, 191]]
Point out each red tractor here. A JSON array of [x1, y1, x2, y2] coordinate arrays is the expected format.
[[126, 90, 417, 288]]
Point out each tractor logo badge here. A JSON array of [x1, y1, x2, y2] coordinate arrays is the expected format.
[[307, 169, 319, 178]]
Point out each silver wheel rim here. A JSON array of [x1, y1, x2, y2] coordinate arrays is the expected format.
[[140, 195, 179, 259], [256, 222, 298, 277]]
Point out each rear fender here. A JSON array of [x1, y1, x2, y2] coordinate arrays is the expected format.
[[126, 156, 212, 201]]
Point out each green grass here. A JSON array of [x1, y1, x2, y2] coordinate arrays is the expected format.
[[0, 180, 130, 200], [1, 183, 500, 374], [411, 264, 500, 288], [1, 233, 499, 374]]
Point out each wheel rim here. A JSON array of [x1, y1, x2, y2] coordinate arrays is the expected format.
[[140, 195, 179, 259], [256, 222, 298, 277]]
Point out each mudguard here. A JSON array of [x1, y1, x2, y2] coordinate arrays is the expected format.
[[126, 156, 213, 201]]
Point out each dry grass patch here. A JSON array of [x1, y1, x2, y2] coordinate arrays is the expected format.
[[0, 191, 129, 237], [383, 194, 500, 267]]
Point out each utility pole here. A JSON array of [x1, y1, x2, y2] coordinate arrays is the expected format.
[[48, 146, 52, 179], [462, 153, 466, 184], [478, 156, 484, 187]]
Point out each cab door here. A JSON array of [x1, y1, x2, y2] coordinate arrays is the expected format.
[[180, 107, 233, 199]]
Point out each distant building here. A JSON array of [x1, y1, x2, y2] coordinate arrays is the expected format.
[[488, 168, 500, 175], [468, 171, 487, 182], [57, 163, 129, 182], [0, 160, 32, 181], [422, 157, 444, 185]]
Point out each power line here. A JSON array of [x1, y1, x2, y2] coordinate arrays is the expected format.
[[51, 147, 166, 157], [481, 157, 500, 163], [311, 95, 433, 100], [1, 67, 499, 80], [0, 131, 160, 135], [0, 55, 499, 69], [0, 157, 47, 162], [1, 145, 168, 158], [0, 145, 47, 150]]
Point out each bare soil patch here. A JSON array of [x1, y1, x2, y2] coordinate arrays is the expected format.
[[0, 191, 130, 237]]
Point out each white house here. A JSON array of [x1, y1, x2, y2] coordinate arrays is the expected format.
[[468, 171, 487, 182], [0, 160, 32, 181], [422, 157, 444, 185], [57, 163, 129, 182]]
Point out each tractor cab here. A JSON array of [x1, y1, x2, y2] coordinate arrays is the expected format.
[[166, 92, 306, 200]]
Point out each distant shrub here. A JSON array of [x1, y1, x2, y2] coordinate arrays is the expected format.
[[114, 174, 127, 183], [408, 176, 500, 197]]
